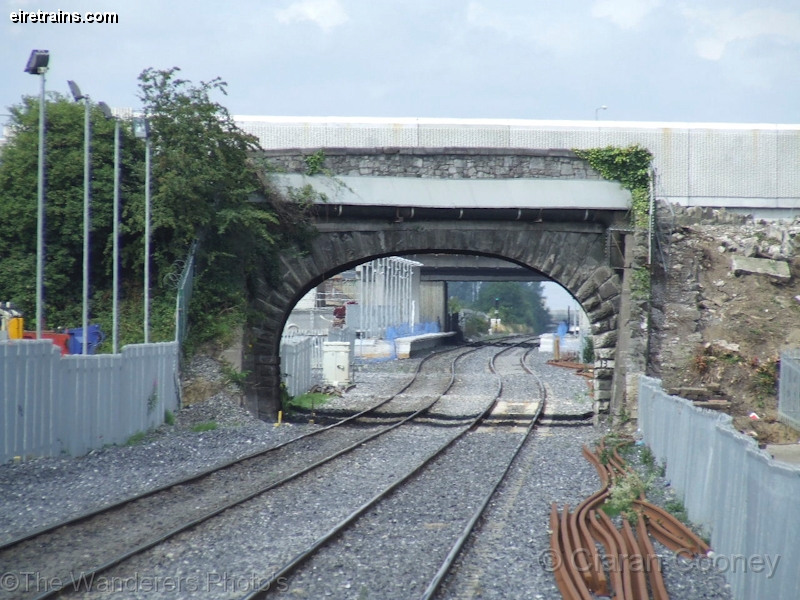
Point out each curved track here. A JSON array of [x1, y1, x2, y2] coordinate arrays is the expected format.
[[242, 340, 545, 599]]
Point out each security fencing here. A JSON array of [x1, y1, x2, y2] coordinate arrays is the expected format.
[[778, 349, 800, 430], [639, 376, 800, 600], [1, 340, 178, 463], [352, 257, 422, 339], [173, 241, 197, 347]]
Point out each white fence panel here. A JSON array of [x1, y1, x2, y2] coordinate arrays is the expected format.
[[639, 376, 800, 600], [0, 340, 178, 462], [280, 336, 314, 398]]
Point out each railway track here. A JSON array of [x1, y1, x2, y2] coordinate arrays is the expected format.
[[241, 341, 546, 599], [0, 338, 531, 600]]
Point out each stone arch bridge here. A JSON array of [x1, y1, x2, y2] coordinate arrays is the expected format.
[[246, 148, 640, 420]]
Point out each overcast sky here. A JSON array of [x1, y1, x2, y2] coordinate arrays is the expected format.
[[4, 0, 799, 312], [3, 0, 800, 123]]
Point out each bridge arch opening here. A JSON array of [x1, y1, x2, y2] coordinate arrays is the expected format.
[[249, 223, 621, 420]]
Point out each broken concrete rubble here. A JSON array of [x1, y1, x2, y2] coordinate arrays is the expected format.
[[731, 256, 791, 281]]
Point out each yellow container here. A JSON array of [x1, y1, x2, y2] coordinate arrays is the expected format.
[[8, 317, 23, 339]]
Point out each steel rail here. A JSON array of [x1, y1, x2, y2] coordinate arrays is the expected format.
[[636, 511, 670, 600], [240, 339, 536, 600], [0, 341, 478, 553], [418, 342, 547, 600], [24, 340, 523, 600]]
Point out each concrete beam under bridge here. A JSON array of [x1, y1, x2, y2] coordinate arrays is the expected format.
[[402, 253, 548, 282]]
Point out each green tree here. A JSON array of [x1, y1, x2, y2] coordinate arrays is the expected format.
[[474, 281, 551, 333], [0, 94, 145, 329], [0, 67, 312, 349]]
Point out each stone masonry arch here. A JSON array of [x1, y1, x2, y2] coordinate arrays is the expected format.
[[248, 220, 620, 419]]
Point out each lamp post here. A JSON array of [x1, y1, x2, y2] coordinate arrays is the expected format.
[[595, 105, 608, 120], [68, 80, 91, 355], [132, 117, 151, 344], [98, 102, 120, 353], [24, 49, 49, 339]]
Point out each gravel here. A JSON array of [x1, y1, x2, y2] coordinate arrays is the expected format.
[[0, 381, 322, 545], [0, 342, 734, 600], [60, 423, 465, 600]]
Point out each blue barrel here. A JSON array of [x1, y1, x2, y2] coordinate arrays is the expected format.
[[66, 324, 106, 355]]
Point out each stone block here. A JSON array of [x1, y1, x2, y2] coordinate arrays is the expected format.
[[591, 319, 614, 335], [595, 348, 616, 360], [595, 390, 612, 401], [581, 294, 601, 313], [598, 278, 620, 300], [594, 330, 618, 348], [592, 266, 614, 287], [588, 301, 616, 322], [731, 256, 791, 281], [576, 277, 599, 302]]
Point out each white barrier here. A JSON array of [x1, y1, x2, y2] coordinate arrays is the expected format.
[[1, 340, 178, 462], [639, 376, 800, 600]]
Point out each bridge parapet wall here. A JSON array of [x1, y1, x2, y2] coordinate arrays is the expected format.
[[262, 148, 601, 181]]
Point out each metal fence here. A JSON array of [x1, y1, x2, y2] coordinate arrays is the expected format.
[[173, 241, 197, 346], [353, 257, 421, 339], [280, 327, 357, 397], [778, 349, 800, 430], [279, 335, 314, 398], [1, 340, 178, 462], [639, 376, 800, 600]]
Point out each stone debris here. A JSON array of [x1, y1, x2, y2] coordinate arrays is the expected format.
[[731, 256, 792, 281], [710, 339, 740, 353]]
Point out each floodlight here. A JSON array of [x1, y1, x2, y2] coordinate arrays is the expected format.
[[24, 50, 49, 74], [97, 102, 113, 120], [67, 80, 85, 102], [132, 117, 150, 139]]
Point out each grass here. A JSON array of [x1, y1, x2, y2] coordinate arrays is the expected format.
[[126, 431, 147, 446], [286, 392, 332, 411], [602, 471, 650, 519], [665, 498, 689, 524], [191, 421, 218, 433], [164, 410, 175, 426], [221, 362, 250, 389]]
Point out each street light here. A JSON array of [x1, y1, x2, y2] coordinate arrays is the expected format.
[[98, 102, 121, 353], [595, 105, 608, 120], [68, 80, 91, 355], [132, 117, 151, 344], [24, 49, 49, 339]]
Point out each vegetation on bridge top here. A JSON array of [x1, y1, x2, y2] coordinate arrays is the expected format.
[[573, 144, 653, 229]]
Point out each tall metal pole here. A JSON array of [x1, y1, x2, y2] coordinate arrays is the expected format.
[[35, 71, 46, 338], [112, 119, 120, 353], [82, 96, 91, 355], [144, 137, 151, 344]]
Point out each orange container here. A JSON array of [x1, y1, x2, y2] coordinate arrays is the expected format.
[[22, 331, 72, 356]]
